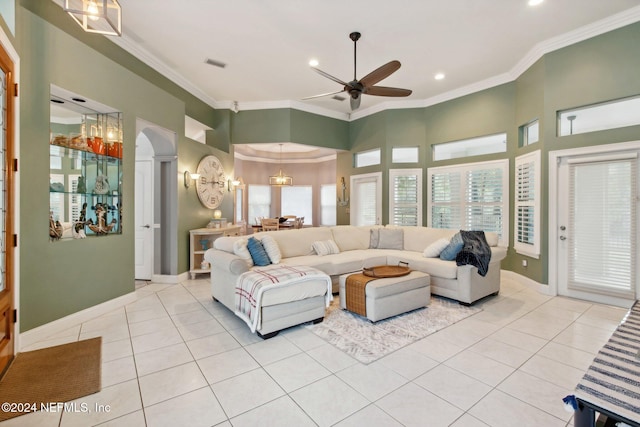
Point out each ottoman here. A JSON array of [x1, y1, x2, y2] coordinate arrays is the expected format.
[[339, 270, 430, 322]]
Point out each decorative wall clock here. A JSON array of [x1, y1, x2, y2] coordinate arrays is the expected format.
[[195, 155, 226, 209]]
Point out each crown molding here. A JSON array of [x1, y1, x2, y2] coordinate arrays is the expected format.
[[234, 151, 336, 164], [101, 5, 640, 123]]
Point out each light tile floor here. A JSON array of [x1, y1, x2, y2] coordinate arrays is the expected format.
[[3, 274, 630, 427]]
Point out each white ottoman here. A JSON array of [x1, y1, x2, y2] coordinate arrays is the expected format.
[[339, 271, 430, 322]]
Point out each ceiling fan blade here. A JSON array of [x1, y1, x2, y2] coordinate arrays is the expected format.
[[359, 60, 401, 88], [366, 86, 412, 97], [311, 67, 351, 87], [350, 94, 361, 110], [302, 89, 346, 100]]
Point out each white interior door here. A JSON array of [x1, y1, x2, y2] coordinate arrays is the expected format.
[[135, 159, 153, 280], [556, 150, 638, 304]]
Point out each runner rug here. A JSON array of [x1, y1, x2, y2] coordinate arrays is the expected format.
[[0, 337, 102, 421], [307, 297, 481, 364]]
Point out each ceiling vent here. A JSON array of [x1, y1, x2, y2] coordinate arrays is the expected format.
[[205, 58, 227, 68]]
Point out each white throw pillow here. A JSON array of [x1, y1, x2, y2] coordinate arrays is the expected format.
[[233, 238, 254, 267], [423, 238, 451, 258], [260, 235, 282, 264], [312, 240, 340, 256]]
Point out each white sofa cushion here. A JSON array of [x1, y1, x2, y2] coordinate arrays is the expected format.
[[386, 225, 457, 253], [331, 225, 379, 251], [257, 227, 333, 259], [423, 238, 450, 257], [233, 238, 254, 267], [386, 251, 459, 280], [312, 240, 340, 256], [260, 235, 282, 264]]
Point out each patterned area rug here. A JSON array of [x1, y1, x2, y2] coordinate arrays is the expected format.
[[307, 297, 481, 364]]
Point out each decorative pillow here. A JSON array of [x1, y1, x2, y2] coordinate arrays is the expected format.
[[260, 235, 282, 264], [377, 228, 404, 249], [312, 240, 340, 256], [369, 229, 380, 249], [246, 237, 271, 266], [440, 232, 464, 261], [233, 238, 254, 267], [423, 238, 451, 258]]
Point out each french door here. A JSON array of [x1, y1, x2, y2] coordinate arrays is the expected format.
[[350, 172, 381, 226], [555, 147, 639, 304], [0, 42, 16, 375]]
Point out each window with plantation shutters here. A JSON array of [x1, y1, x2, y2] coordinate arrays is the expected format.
[[514, 151, 541, 257], [428, 160, 509, 246], [350, 172, 381, 226], [389, 169, 422, 226], [248, 185, 271, 224], [320, 184, 336, 226], [281, 186, 313, 225]]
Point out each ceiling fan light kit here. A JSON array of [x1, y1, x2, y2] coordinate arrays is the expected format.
[[305, 31, 412, 110]]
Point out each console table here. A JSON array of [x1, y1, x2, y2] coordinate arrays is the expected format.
[[189, 226, 241, 279], [574, 300, 640, 427]]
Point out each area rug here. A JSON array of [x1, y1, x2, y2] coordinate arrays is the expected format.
[[0, 337, 102, 421], [307, 297, 481, 364]]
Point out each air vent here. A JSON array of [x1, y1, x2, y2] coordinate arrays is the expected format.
[[205, 58, 227, 69], [332, 95, 346, 101]]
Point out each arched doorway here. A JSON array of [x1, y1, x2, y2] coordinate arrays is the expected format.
[[134, 119, 178, 280]]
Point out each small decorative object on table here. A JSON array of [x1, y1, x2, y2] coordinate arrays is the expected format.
[[200, 239, 209, 250]]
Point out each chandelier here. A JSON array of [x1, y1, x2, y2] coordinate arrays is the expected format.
[[64, 0, 122, 36], [269, 144, 293, 186]]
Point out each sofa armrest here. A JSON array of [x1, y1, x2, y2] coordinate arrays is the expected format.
[[204, 249, 249, 275]]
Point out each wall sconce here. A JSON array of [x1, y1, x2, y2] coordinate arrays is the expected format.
[[184, 171, 200, 188], [228, 177, 242, 192], [213, 210, 222, 219], [64, 0, 122, 36]]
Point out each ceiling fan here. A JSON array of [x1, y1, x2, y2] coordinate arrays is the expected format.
[[304, 32, 412, 111]]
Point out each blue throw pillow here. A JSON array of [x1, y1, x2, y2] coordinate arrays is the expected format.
[[247, 237, 271, 266], [440, 232, 464, 261]]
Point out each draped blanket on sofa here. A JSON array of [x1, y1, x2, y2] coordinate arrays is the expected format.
[[456, 230, 492, 277], [235, 264, 332, 332]]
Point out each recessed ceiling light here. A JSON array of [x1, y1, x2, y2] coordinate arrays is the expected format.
[[309, 59, 319, 67], [528, 0, 543, 6], [71, 97, 86, 103], [434, 73, 445, 80], [51, 99, 64, 104]]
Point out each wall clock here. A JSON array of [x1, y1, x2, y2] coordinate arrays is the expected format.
[[195, 155, 226, 209]]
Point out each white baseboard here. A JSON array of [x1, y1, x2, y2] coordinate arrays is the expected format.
[[151, 272, 189, 284], [19, 291, 137, 351], [501, 270, 552, 295]]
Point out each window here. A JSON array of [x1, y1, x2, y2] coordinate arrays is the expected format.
[[514, 150, 541, 257], [392, 147, 419, 163], [350, 172, 382, 226], [428, 160, 509, 246], [281, 186, 313, 226], [248, 185, 271, 224], [520, 120, 539, 146], [354, 148, 381, 168], [389, 169, 422, 226], [320, 184, 336, 226], [558, 95, 640, 136], [433, 133, 507, 161]]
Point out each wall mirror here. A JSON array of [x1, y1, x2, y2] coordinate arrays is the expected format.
[[49, 85, 123, 241]]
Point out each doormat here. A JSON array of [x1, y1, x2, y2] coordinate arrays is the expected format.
[[0, 337, 102, 421], [307, 297, 481, 364]]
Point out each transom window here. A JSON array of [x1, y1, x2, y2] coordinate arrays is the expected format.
[[433, 133, 507, 161], [558, 95, 640, 136], [354, 148, 381, 168]]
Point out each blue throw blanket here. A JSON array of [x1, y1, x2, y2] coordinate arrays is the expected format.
[[456, 230, 492, 277]]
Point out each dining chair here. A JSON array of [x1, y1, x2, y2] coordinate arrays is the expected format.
[[261, 218, 280, 231]]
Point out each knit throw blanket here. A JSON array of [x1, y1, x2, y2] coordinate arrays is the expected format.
[[235, 264, 332, 333]]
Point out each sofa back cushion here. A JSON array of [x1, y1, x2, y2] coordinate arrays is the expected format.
[[214, 236, 243, 253], [386, 226, 457, 253], [256, 227, 333, 259], [330, 226, 380, 251]]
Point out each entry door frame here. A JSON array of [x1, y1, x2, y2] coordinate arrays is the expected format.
[[549, 140, 640, 306]]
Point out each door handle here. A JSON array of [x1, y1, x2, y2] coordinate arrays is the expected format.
[[559, 236, 567, 240]]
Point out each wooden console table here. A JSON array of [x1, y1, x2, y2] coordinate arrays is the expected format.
[[189, 225, 241, 279], [574, 300, 640, 427]]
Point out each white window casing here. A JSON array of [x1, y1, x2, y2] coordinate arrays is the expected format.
[[514, 150, 541, 258]]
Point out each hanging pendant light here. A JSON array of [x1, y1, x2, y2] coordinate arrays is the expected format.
[[64, 0, 122, 36], [269, 144, 293, 186]]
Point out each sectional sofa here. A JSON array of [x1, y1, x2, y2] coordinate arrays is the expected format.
[[204, 225, 507, 338]]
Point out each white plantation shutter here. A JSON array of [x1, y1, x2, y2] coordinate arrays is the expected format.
[[389, 169, 422, 226], [568, 155, 637, 298], [351, 173, 381, 226], [430, 171, 461, 229], [429, 160, 508, 246], [514, 151, 541, 257], [248, 185, 271, 223], [69, 174, 82, 224]]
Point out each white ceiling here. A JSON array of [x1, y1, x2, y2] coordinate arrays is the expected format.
[[95, 0, 640, 120]]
